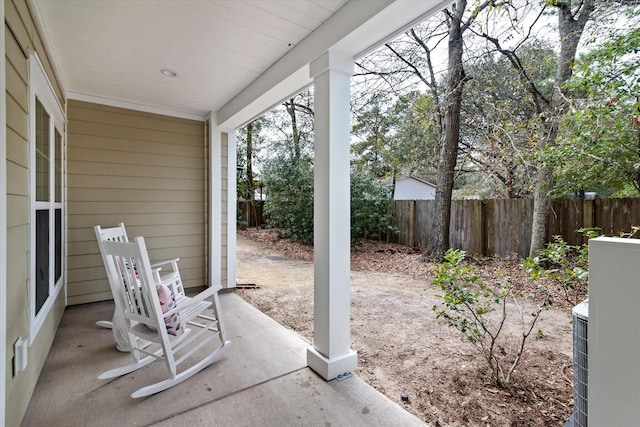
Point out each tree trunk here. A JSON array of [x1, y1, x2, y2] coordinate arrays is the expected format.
[[423, 0, 467, 261], [529, 165, 553, 256], [528, 0, 594, 256], [246, 122, 254, 202], [285, 98, 301, 162]]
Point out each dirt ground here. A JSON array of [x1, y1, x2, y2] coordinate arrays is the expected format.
[[235, 228, 575, 426]]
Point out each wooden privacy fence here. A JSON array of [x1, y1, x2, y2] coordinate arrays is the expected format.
[[393, 198, 640, 258], [240, 198, 640, 257], [238, 200, 267, 228]]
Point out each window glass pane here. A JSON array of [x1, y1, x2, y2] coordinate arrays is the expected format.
[[36, 209, 50, 314], [55, 208, 62, 283], [36, 98, 50, 202], [55, 130, 62, 203]]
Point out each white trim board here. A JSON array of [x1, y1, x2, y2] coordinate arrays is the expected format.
[[1, 0, 8, 422], [225, 130, 237, 289], [67, 92, 207, 122], [28, 51, 66, 344], [208, 114, 222, 288]]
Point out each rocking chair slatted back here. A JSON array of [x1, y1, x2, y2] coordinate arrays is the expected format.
[[94, 223, 129, 297], [94, 223, 133, 351], [106, 239, 160, 329], [94, 223, 187, 351]]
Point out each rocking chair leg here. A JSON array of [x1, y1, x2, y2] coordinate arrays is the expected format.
[[99, 328, 194, 379], [95, 320, 113, 329], [98, 350, 162, 379]]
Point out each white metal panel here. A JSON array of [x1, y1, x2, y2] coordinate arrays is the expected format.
[[589, 237, 640, 426]]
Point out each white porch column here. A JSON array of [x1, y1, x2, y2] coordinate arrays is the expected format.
[[208, 115, 236, 289], [589, 237, 640, 425], [306, 50, 357, 380]]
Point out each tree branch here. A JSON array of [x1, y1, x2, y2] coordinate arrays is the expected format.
[[476, 31, 550, 113]]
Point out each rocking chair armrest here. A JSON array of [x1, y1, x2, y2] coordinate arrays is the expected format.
[[150, 258, 180, 269], [162, 285, 221, 318]]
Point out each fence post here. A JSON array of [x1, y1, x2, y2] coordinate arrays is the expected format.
[[584, 199, 594, 232], [409, 201, 416, 248], [480, 200, 488, 256]]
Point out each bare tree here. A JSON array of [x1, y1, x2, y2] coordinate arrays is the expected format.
[[267, 90, 314, 164], [477, 0, 595, 256], [459, 42, 556, 198], [355, 1, 492, 260], [284, 98, 306, 163], [245, 121, 255, 202], [423, 0, 493, 261]]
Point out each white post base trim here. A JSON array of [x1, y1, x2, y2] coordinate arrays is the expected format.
[[307, 347, 357, 381]]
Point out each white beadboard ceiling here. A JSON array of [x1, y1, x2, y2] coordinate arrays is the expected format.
[[32, 0, 452, 122], [32, 0, 348, 119]]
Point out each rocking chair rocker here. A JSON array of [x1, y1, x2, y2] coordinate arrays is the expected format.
[[98, 236, 230, 398]]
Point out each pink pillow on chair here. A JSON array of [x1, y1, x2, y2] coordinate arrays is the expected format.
[[156, 284, 182, 336]]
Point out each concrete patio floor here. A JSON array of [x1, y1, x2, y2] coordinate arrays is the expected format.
[[21, 291, 426, 426]]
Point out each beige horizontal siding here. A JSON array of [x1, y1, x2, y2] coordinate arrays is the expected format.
[[7, 127, 28, 167], [7, 159, 28, 195], [5, 0, 63, 105], [67, 159, 204, 180], [67, 201, 204, 215], [6, 245, 28, 312], [6, 60, 27, 110], [5, 2, 66, 425], [7, 194, 28, 227], [66, 100, 208, 304], [68, 120, 202, 146], [5, 26, 27, 78], [5, 15, 29, 377], [69, 133, 204, 158], [68, 104, 203, 136], [68, 188, 204, 202], [67, 291, 112, 306], [6, 93, 27, 138]]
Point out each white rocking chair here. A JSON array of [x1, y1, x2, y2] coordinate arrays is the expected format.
[[98, 236, 230, 398], [94, 224, 185, 352]]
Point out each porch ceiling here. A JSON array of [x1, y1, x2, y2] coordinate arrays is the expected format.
[[31, 0, 452, 124]]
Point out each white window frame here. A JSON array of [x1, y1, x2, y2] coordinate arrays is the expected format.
[[28, 51, 66, 343]]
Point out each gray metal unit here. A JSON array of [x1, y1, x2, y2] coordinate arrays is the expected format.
[[572, 300, 589, 427]]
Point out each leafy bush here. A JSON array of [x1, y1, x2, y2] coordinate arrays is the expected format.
[[237, 216, 248, 230], [262, 157, 397, 244], [350, 170, 398, 243], [262, 157, 315, 244], [432, 249, 549, 388], [523, 227, 640, 305], [522, 229, 598, 305]]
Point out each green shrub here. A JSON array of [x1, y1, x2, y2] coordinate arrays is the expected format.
[[262, 157, 397, 244], [263, 157, 315, 244], [522, 229, 597, 305], [432, 249, 549, 388], [350, 170, 398, 243]]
